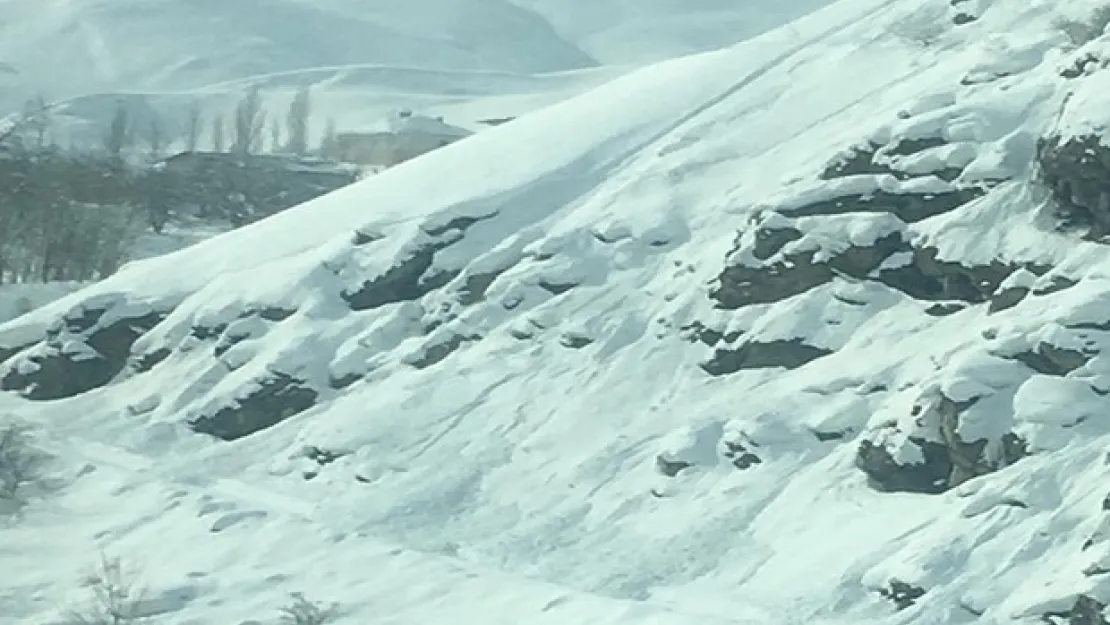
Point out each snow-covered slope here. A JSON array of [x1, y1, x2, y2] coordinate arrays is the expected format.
[[6, 0, 1110, 624]]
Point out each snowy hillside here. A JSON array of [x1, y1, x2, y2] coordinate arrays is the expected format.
[[6, 0, 1110, 624]]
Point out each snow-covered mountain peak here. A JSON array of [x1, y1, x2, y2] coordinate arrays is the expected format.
[[7, 0, 1110, 623]]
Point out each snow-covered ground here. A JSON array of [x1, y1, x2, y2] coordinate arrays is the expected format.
[[5, 1, 1110, 625], [0, 282, 83, 327]]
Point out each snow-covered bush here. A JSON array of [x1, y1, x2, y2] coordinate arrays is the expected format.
[[0, 419, 47, 504], [69, 556, 147, 625], [1054, 5, 1110, 46]]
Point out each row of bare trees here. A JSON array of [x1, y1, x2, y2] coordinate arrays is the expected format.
[[100, 85, 332, 159]]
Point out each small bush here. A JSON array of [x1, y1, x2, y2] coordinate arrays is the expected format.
[[1055, 5, 1110, 47], [0, 420, 47, 503], [278, 593, 339, 625], [70, 555, 147, 625]]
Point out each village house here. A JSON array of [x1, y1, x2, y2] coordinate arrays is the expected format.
[[323, 110, 473, 168]]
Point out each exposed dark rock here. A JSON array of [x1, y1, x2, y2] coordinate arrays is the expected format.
[[988, 286, 1030, 313], [457, 268, 509, 306], [2, 308, 165, 400], [190, 323, 227, 341], [422, 212, 497, 237], [254, 307, 297, 322], [782, 185, 983, 223], [329, 372, 362, 389], [655, 455, 692, 477], [188, 372, 318, 440], [857, 437, 952, 494], [951, 12, 977, 25], [751, 222, 804, 260], [559, 333, 594, 349], [1010, 343, 1093, 376], [925, 302, 967, 316], [0, 342, 33, 368], [712, 231, 904, 309], [1032, 275, 1078, 296], [537, 280, 578, 296], [131, 347, 172, 373], [214, 330, 254, 358], [1043, 595, 1109, 625], [701, 338, 833, 375], [856, 393, 1028, 494], [813, 429, 853, 442], [680, 321, 723, 346], [876, 250, 1045, 303], [678, 322, 742, 347], [1060, 53, 1107, 79], [304, 446, 349, 466], [352, 229, 384, 246], [821, 138, 961, 182], [342, 244, 455, 311], [879, 580, 927, 611], [722, 439, 763, 470], [1038, 133, 1110, 239], [408, 333, 480, 369]]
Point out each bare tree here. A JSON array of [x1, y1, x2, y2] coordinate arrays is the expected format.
[[19, 94, 53, 148], [104, 101, 130, 157], [146, 114, 165, 159], [269, 116, 282, 154], [183, 101, 202, 153], [211, 114, 226, 152], [232, 85, 265, 155], [319, 117, 338, 158], [286, 85, 311, 156]]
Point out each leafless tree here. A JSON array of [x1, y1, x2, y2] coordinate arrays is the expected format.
[[183, 101, 202, 152], [286, 85, 311, 156], [211, 114, 226, 152], [269, 116, 282, 154], [146, 114, 165, 159], [104, 101, 130, 157], [21, 94, 52, 148], [233, 85, 265, 155], [319, 116, 337, 157]]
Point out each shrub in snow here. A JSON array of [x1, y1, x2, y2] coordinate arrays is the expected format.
[[278, 593, 339, 625], [1054, 5, 1110, 47], [0, 419, 48, 505], [69, 555, 147, 625]]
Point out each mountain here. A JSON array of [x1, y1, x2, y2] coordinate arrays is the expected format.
[[0, 0, 835, 118], [4, 0, 1110, 624]]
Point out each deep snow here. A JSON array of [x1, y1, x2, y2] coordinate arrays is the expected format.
[[3, 0, 1110, 624]]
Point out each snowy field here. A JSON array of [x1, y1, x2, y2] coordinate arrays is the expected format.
[[4, 0, 1110, 624]]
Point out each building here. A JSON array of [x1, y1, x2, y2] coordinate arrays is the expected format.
[[324, 110, 472, 167]]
